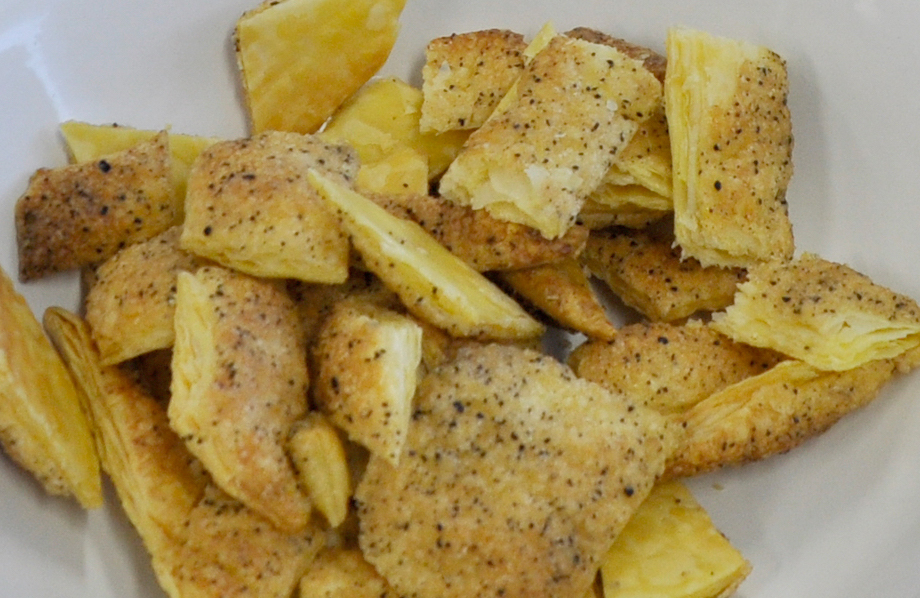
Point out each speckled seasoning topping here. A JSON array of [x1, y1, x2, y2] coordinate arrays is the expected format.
[[420, 29, 528, 132], [666, 27, 795, 268], [356, 343, 675, 598], [582, 225, 746, 321], [439, 34, 662, 239], [711, 252, 920, 370], [170, 265, 311, 531], [15, 130, 179, 281], [84, 225, 204, 366], [181, 130, 358, 284]]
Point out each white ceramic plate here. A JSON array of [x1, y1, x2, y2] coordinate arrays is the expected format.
[[2, 1, 920, 596]]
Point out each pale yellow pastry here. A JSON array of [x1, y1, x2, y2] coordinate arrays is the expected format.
[[601, 481, 751, 598], [235, 0, 406, 134], [0, 269, 100, 508], [45, 307, 322, 598], [308, 171, 544, 340], [711, 253, 920, 371]]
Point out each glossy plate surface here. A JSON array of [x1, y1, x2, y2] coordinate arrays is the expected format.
[[2, 1, 920, 596]]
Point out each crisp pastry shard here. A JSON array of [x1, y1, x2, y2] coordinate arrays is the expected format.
[[356, 343, 675, 598], [438, 35, 661, 239], [369, 191, 588, 272], [497, 258, 618, 341], [666, 27, 794, 268], [312, 297, 423, 466], [288, 413, 352, 528], [44, 308, 322, 598], [235, 0, 406, 134], [569, 320, 784, 415], [355, 146, 430, 197], [181, 131, 356, 284], [308, 171, 544, 340], [564, 27, 668, 83], [601, 481, 751, 598], [299, 547, 395, 598], [598, 105, 673, 201], [171, 484, 323, 598], [170, 266, 311, 531], [0, 268, 101, 508], [85, 226, 204, 365], [321, 76, 469, 181], [45, 308, 210, 569], [667, 356, 907, 478], [16, 131, 179, 281], [711, 253, 920, 371], [420, 29, 527, 133], [566, 28, 673, 202], [582, 226, 746, 322], [289, 270, 402, 347]]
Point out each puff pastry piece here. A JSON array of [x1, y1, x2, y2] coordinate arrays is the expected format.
[[85, 226, 204, 365], [235, 0, 406, 134], [59, 120, 220, 201], [566, 28, 673, 202], [308, 171, 543, 340], [711, 253, 920, 371], [420, 29, 527, 133], [356, 343, 675, 598], [497, 258, 618, 341], [582, 226, 746, 321], [181, 131, 356, 284], [170, 266, 311, 531], [321, 76, 469, 181], [439, 35, 661, 239], [666, 27, 794, 267], [299, 547, 394, 598], [666, 356, 909, 478], [287, 413, 352, 528], [601, 481, 750, 598], [569, 321, 783, 415], [44, 308, 322, 598], [0, 269, 101, 508], [312, 297, 423, 466], [369, 192, 588, 272], [16, 131, 178, 281]]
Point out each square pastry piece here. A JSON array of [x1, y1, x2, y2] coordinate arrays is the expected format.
[[419, 29, 527, 133], [356, 344, 674, 598], [181, 131, 356, 284], [666, 27, 794, 268], [439, 35, 661, 240]]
